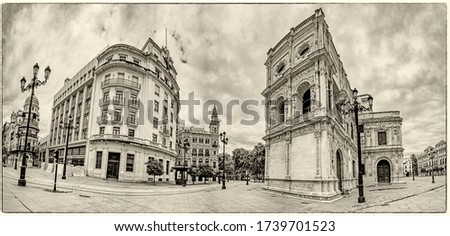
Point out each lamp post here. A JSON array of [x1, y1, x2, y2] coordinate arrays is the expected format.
[[339, 88, 373, 203], [15, 132, 23, 170], [411, 154, 416, 181], [53, 151, 59, 192], [60, 115, 79, 179], [18, 63, 51, 186], [428, 149, 435, 183], [178, 139, 190, 187], [219, 131, 228, 190]]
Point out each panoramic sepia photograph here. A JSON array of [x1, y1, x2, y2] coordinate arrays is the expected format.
[[1, 3, 446, 214]]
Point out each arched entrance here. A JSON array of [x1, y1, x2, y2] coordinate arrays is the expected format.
[[377, 160, 391, 184], [336, 150, 343, 193]]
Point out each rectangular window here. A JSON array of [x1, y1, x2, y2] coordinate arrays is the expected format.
[[119, 54, 127, 60], [113, 109, 121, 121], [118, 72, 125, 79], [154, 101, 159, 112], [113, 127, 120, 136], [105, 74, 110, 80], [133, 58, 140, 65], [155, 69, 161, 79], [164, 92, 168, 102], [378, 132, 387, 145], [128, 129, 135, 137], [170, 127, 173, 137], [116, 90, 123, 100], [169, 141, 173, 149], [162, 138, 167, 146], [95, 151, 102, 169], [152, 134, 158, 143], [171, 100, 174, 109], [131, 76, 139, 84], [159, 159, 164, 173], [155, 84, 160, 96], [153, 117, 158, 128], [99, 127, 105, 134], [126, 154, 134, 172]]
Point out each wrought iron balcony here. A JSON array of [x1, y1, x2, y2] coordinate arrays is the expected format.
[[128, 99, 140, 109], [112, 96, 124, 106], [99, 97, 110, 107], [127, 117, 138, 126]]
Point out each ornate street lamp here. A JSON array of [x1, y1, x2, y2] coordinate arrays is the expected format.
[[18, 63, 51, 186], [339, 88, 373, 203], [178, 139, 190, 187], [427, 149, 435, 184], [219, 131, 229, 190], [59, 115, 79, 179]]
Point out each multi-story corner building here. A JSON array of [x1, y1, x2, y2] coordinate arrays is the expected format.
[[2, 95, 40, 166], [416, 140, 447, 176], [262, 9, 359, 200], [47, 38, 180, 183], [176, 106, 220, 182], [359, 111, 405, 186]]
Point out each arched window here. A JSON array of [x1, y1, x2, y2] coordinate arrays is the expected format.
[[205, 149, 210, 156], [199, 158, 203, 165], [302, 89, 311, 114], [198, 149, 203, 156], [277, 97, 285, 124], [192, 158, 197, 167], [192, 148, 197, 156], [206, 159, 210, 165]]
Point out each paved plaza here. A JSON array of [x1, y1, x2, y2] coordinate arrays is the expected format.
[[1, 165, 447, 213]]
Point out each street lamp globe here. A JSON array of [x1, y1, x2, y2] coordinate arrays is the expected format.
[[33, 63, 39, 76], [20, 77, 26, 88], [368, 95, 374, 109], [44, 66, 51, 78], [352, 88, 358, 99]]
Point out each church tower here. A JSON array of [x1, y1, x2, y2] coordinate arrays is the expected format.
[[209, 105, 220, 134]]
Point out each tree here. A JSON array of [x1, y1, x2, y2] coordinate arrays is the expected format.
[[250, 143, 265, 181], [146, 159, 164, 185], [411, 154, 418, 176], [198, 164, 214, 183], [188, 167, 199, 185]]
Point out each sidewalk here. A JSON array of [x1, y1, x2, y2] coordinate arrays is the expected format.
[[2, 164, 446, 213], [2, 165, 221, 196]]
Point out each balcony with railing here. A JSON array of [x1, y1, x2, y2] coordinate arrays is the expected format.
[[99, 97, 110, 107], [127, 117, 138, 126], [112, 96, 124, 106], [91, 134, 162, 149], [128, 99, 140, 109], [101, 78, 141, 91]]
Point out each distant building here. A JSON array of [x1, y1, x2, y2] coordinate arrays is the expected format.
[[403, 158, 412, 176], [38, 134, 50, 169], [47, 38, 180, 183], [2, 95, 40, 166], [176, 106, 220, 182], [359, 111, 405, 185], [416, 140, 446, 176]]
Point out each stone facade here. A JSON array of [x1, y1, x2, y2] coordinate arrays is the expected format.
[[359, 111, 405, 186], [176, 106, 221, 181], [47, 38, 180, 183], [2, 95, 40, 166], [262, 9, 359, 201]]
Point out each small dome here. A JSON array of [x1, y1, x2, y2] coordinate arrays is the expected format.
[[24, 95, 39, 107]]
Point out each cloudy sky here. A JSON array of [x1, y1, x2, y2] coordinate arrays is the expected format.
[[1, 3, 446, 158]]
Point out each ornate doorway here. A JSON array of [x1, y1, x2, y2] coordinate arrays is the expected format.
[[377, 160, 391, 183], [107, 152, 120, 179]]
